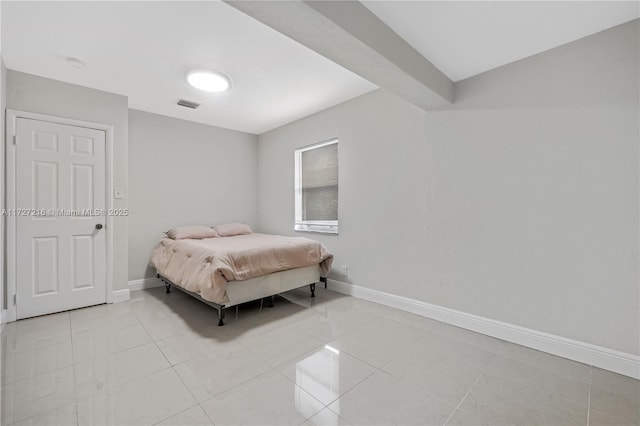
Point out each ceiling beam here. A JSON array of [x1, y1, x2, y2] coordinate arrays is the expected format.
[[224, 0, 454, 110]]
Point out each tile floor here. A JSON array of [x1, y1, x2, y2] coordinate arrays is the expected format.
[[0, 286, 638, 426]]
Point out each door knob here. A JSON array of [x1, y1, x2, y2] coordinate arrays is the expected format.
[[95, 224, 103, 230]]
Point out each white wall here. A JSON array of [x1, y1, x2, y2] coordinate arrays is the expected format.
[[128, 109, 258, 281], [6, 71, 130, 292], [257, 21, 639, 355]]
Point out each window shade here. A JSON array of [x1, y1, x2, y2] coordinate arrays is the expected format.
[[301, 143, 338, 221]]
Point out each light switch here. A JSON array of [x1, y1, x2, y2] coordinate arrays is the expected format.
[[114, 188, 124, 199]]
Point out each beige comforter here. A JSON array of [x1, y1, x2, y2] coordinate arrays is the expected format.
[[149, 233, 333, 304]]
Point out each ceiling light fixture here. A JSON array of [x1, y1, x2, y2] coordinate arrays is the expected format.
[[66, 57, 85, 69], [186, 70, 231, 93]]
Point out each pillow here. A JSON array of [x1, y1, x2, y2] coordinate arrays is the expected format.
[[165, 225, 219, 240], [214, 222, 253, 237]]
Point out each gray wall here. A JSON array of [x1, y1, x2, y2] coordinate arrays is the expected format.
[[257, 21, 639, 355], [6, 71, 130, 292], [0, 58, 6, 311], [128, 109, 258, 281]]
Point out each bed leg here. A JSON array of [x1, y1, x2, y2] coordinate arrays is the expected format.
[[310, 283, 316, 298], [320, 277, 327, 289], [267, 296, 274, 308], [217, 307, 225, 326], [165, 282, 171, 294]]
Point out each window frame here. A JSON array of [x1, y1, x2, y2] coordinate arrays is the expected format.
[[294, 138, 339, 234]]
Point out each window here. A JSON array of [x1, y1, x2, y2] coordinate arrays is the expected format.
[[295, 139, 338, 233]]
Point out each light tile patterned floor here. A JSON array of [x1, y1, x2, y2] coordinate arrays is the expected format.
[[0, 287, 638, 426]]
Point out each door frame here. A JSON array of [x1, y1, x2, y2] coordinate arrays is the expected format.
[[5, 109, 114, 322]]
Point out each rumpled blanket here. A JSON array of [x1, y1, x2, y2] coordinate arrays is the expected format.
[[150, 233, 333, 304]]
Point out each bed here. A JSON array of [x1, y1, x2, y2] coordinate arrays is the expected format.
[[149, 224, 333, 325]]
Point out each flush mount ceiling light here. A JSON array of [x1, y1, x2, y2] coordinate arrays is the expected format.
[[186, 70, 231, 93]]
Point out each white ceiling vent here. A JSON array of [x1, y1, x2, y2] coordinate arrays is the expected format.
[[176, 99, 200, 109]]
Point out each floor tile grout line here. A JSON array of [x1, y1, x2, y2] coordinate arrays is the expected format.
[[270, 347, 378, 409], [72, 317, 150, 349], [72, 326, 158, 372], [74, 362, 174, 405], [234, 333, 308, 370], [149, 333, 174, 370], [323, 367, 386, 409], [322, 365, 378, 408], [265, 341, 327, 370], [151, 403, 204, 426], [295, 383, 332, 423], [4, 402, 75, 426], [148, 332, 204, 413], [129, 298, 208, 425], [11, 288, 632, 426], [197, 402, 217, 426], [313, 330, 392, 371], [196, 366, 279, 408], [138, 317, 187, 347], [74, 337, 152, 362], [158, 340, 223, 370], [3, 331, 74, 360], [72, 336, 206, 420], [299, 403, 328, 425], [69, 312, 81, 426], [324, 403, 346, 422], [489, 344, 594, 385], [443, 368, 486, 426], [1, 347, 76, 387], [480, 351, 498, 375], [69, 316, 144, 335], [375, 346, 496, 416], [271, 357, 311, 386], [4, 315, 77, 426]]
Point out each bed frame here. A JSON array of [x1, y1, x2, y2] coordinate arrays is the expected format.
[[156, 265, 328, 326]]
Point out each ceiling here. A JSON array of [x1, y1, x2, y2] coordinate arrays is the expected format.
[[362, 1, 640, 82], [1, 1, 376, 134], [2, 2, 638, 134]]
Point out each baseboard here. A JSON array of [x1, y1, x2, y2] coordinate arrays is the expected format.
[[0, 309, 6, 334], [111, 289, 130, 303], [128, 277, 163, 291], [327, 279, 640, 379]]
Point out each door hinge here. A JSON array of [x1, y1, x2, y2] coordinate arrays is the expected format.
[[13, 294, 16, 305], [13, 135, 16, 145]]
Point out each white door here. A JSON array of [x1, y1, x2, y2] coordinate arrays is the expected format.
[[15, 118, 107, 319]]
